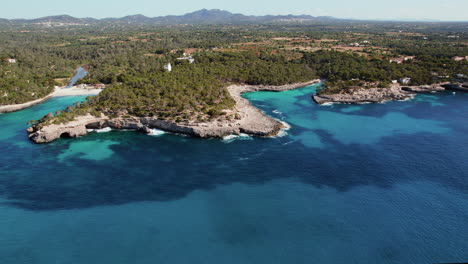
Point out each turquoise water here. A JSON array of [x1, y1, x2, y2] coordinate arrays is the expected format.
[[0, 85, 467, 263]]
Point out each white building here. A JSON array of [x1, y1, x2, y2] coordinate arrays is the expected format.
[[7, 58, 16, 63], [164, 63, 172, 72], [177, 55, 195, 64], [399, 78, 411, 85]]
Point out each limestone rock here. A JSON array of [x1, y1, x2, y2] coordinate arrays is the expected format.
[[402, 84, 446, 93]]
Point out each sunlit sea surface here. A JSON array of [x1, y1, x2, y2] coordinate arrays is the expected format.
[[0, 84, 467, 264]]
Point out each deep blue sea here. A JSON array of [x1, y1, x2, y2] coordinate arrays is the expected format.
[[0, 84, 467, 264]]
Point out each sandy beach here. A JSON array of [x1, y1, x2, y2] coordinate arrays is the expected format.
[[52, 86, 103, 97]]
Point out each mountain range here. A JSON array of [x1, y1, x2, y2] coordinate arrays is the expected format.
[[0, 9, 339, 25]]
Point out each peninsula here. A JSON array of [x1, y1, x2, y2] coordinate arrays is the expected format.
[[28, 80, 319, 143], [312, 83, 447, 105]]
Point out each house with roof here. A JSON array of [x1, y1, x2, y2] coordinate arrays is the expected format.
[[6, 58, 16, 63], [389, 58, 404, 64], [452, 56, 468, 61], [177, 55, 195, 64], [389, 56, 415, 64]]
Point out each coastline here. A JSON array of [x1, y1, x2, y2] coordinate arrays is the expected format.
[[312, 83, 447, 105], [28, 80, 321, 143], [0, 87, 103, 114], [0, 94, 53, 114]]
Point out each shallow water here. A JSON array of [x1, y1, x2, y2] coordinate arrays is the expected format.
[[0, 85, 467, 263]]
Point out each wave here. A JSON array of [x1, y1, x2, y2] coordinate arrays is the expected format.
[[222, 133, 253, 143], [282, 140, 296, 146], [148, 129, 166, 136], [274, 121, 291, 138], [96, 127, 112, 133]]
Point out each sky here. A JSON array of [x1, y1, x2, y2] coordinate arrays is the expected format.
[[1, 0, 467, 21]]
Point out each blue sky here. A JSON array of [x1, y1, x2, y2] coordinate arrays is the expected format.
[[2, 0, 467, 21]]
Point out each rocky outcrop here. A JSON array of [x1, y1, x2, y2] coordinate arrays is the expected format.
[[28, 80, 321, 143], [313, 84, 415, 105], [28, 114, 106, 143], [28, 111, 281, 144], [401, 83, 446, 93], [442, 83, 468, 92], [312, 83, 451, 105]]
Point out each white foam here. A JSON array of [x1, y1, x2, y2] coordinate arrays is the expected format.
[[276, 131, 288, 137], [282, 140, 296, 146], [222, 134, 239, 143], [96, 127, 112, 133], [222, 133, 253, 143], [280, 121, 291, 130], [272, 110, 283, 115], [275, 121, 291, 138], [148, 129, 166, 136], [86, 129, 95, 132]]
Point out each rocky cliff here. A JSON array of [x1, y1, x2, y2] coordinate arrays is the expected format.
[[312, 83, 446, 105]]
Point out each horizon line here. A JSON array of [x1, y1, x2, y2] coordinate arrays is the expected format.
[[2, 9, 467, 23]]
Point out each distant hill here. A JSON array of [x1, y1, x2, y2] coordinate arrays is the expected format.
[[9, 15, 97, 24], [104, 14, 154, 23], [0, 9, 342, 25], [183, 9, 243, 20]]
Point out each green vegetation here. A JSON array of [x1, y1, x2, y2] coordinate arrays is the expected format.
[[301, 49, 467, 94], [0, 59, 56, 104]]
